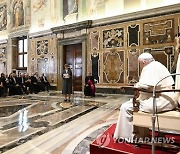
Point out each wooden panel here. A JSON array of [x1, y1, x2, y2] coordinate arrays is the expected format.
[[64, 43, 82, 91]]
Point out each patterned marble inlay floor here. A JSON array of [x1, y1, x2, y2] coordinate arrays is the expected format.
[[0, 91, 131, 154]]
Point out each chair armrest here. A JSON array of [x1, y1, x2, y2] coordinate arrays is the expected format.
[[120, 86, 180, 112]]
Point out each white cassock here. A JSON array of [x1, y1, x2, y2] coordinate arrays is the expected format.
[[114, 61, 178, 140], [175, 54, 180, 105]]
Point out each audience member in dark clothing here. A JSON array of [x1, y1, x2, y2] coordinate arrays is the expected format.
[[0, 73, 8, 96], [24, 73, 33, 94], [8, 73, 23, 95], [40, 73, 50, 92], [84, 72, 95, 97], [0, 78, 3, 97], [30, 72, 44, 93], [18, 73, 28, 94]]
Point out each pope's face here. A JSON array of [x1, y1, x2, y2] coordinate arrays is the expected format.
[[139, 59, 148, 69]]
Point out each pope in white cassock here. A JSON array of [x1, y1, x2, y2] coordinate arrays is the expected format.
[[114, 53, 178, 140]]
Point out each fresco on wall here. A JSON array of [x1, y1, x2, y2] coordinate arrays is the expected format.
[[103, 50, 124, 83], [86, 0, 105, 17], [13, 0, 24, 27], [63, 0, 78, 19], [0, 5, 7, 31], [143, 19, 174, 45], [103, 28, 124, 48], [33, 0, 47, 12]]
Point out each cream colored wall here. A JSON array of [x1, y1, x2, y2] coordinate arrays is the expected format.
[[84, 0, 180, 21], [0, 0, 178, 35], [30, 0, 61, 33], [105, 0, 124, 17]]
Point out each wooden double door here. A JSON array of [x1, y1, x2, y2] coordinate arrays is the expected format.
[[63, 43, 82, 91]]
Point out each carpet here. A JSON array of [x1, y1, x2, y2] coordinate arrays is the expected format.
[[90, 124, 180, 154]]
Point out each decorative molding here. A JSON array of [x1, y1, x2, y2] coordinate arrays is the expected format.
[[0, 39, 7, 44], [9, 28, 29, 38], [29, 29, 53, 38], [52, 20, 92, 33]]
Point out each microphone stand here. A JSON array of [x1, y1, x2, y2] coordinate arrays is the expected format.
[[152, 73, 180, 154]]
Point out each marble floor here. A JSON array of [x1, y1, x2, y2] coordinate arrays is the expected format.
[[0, 91, 131, 154]]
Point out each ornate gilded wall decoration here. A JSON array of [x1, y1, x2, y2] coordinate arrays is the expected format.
[[103, 50, 124, 83], [127, 49, 139, 84], [144, 46, 174, 72], [143, 19, 174, 45], [0, 47, 7, 73], [29, 37, 57, 86], [37, 58, 48, 75], [30, 57, 36, 74], [49, 53, 55, 83], [103, 28, 124, 48], [33, 0, 47, 12], [91, 52, 99, 82], [0, 5, 7, 31], [13, 0, 24, 27], [90, 31, 100, 51], [37, 40, 48, 57], [128, 24, 139, 47]]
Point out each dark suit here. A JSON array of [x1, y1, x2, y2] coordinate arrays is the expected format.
[[62, 69, 72, 94], [40, 76, 50, 92], [8, 77, 23, 95]]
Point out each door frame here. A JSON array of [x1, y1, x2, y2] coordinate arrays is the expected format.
[[57, 36, 87, 92]]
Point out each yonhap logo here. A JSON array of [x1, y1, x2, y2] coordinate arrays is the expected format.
[[96, 132, 111, 148]]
